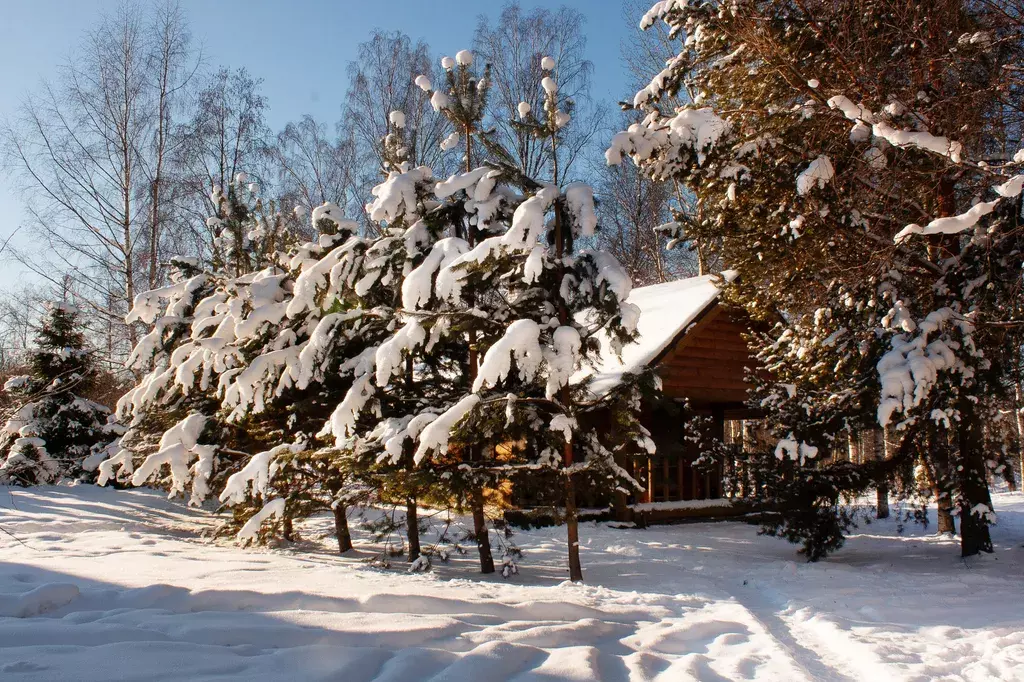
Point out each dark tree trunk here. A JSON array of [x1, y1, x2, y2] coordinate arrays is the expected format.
[[552, 197, 582, 583], [460, 128, 494, 574], [565, 472, 582, 582], [613, 489, 630, 521], [406, 497, 421, 562], [998, 453, 1018, 492], [470, 487, 495, 573], [876, 483, 890, 520], [333, 504, 352, 553], [922, 178, 958, 536], [399, 425, 421, 563], [957, 404, 994, 557], [876, 430, 889, 519]]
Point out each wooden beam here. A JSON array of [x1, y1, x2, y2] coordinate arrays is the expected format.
[[661, 387, 751, 403]]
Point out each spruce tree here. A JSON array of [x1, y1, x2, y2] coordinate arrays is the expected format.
[[337, 51, 645, 581], [98, 176, 307, 507], [407, 50, 503, 573], [0, 303, 114, 485], [320, 106, 459, 566], [614, 0, 1024, 558]]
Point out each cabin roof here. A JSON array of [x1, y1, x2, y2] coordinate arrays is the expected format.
[[577, 270, 738, 398]]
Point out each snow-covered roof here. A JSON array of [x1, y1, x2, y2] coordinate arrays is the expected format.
[[578, 271, 737, 397]]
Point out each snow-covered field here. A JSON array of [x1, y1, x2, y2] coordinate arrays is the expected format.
[[1, 485, 1022, 681]]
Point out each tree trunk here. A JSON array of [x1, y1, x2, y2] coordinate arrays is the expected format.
[[935, 490, 956, 534], [876, 429, 890, 519], [400, 364, 421, 564], [847, 429, 860, 464], [406, 497, 421, 562], [565, 470, 583, 582], [333, 504, 352, 553], [550, 155, 583, 582], [150, 178, 161, 289], [460, 127, 496, 575], [923, 440, 956, 534], [957, 403, 994, 556], [470, 488, 495, 573], [876, 482, 890, 520], [997, 452, 1018, 492]]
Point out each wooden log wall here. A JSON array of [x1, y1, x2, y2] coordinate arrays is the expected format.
[[656, 305, 757, 406]]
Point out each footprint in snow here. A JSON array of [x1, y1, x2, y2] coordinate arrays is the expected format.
[[3, 661, 50, 673]]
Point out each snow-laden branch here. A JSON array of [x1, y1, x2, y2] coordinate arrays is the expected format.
[[826, 96, 963, 162], [606, 108, 730, 167], [413, 395, 480, 464], [237, 498, 285, 541], [118, 413, 216, 505], [220, 442, 302, 506], [876, 308, 973, 427], [824, 96, 1024, 242], [893, 174, 1024, 243]]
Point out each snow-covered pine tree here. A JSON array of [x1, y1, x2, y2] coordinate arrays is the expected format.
[[103, 177, 392, 553], [0, 302, 115, 485], [489, 58, 642, 580], [315, 103, 462, 567], [400, 49, 505, 573], [202, 109, 460, 557], [205, 197, 373, 550], [102, 106, 466, 557], [613, 0, 1024, 558], [346, 51, 644, 581], [98, 177, 308, 508], [98, 251, 226, 503]]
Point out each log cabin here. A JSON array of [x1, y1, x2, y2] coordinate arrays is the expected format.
[[578, 271, 766, 523]]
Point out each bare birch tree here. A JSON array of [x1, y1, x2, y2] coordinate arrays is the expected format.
[[344, 31, 453, 177], [142, 1, 197, 289], [269, 116, 361, 216], [592, 146, 685, 286], [1, 2, 202, 369], [2, 4, 159, 364], [172, 67, 269, 256]]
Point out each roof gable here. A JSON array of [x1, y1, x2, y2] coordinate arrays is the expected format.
[[578, 271, 736, 397]]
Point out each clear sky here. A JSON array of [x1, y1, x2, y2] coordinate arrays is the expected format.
[[0, 0, 640, 289]]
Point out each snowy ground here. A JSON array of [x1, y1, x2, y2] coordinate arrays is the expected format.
[[1, 486, 1023, 681]]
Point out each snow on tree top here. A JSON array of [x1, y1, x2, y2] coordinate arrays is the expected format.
[[575, 271, 737, 397], [49, 301, 80, 314]]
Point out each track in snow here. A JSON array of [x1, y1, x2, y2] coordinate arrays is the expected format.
[[2, 485, 1023, 681]]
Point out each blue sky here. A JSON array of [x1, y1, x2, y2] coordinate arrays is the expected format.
[[0, 0, 639, 288]]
